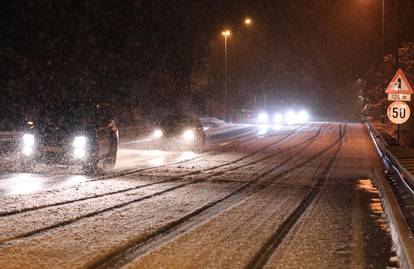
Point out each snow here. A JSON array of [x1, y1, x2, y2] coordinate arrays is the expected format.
[[0, 123, 395, 269], [0, 182, 241, 269]]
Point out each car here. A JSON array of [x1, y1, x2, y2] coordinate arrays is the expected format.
[[19, 102, 119, 174], [150, 114, 205, 151], [229, 108, 253, 122]]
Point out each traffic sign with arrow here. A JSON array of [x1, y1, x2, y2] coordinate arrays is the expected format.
[[385, 69, 413, 102]]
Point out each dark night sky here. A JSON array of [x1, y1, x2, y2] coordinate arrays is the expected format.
[[235, 0, 414, 115], [1, 0, 413, 119]]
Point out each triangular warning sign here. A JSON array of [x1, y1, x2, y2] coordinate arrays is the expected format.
[[385, 68, 414, 94]]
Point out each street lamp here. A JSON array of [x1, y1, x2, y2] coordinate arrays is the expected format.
[[244, 18, 252, 26], [222, 30, 231, 119], [364, 0, 401, 141]]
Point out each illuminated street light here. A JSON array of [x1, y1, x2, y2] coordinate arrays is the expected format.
[[221, 17, 253, 119], [222, 30, 231, 37]]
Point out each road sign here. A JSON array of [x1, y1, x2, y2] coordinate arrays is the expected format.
[[387, 101, 411, 124], [388, 93, 411, 101], [385, 68, 414, 95]]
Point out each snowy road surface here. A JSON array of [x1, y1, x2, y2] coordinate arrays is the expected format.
[[0, 122, 396, 269]]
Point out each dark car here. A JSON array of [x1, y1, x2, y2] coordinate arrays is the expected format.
[[150, 114, 205, 151], [19, 102, 119, 173]]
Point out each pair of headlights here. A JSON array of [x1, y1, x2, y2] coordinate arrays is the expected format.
[[257, 110, 309, 125], [22, 134, 88, 158], [152, 129, 195, 141]]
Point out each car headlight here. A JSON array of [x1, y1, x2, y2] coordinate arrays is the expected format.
[[23, 134, 35, 147], [152, 129, 163, 139], [285, 111, 297, 125], [183, 129, 195, 140], [73, 148, 86, 159], [273, 113, 283, 123], [298, 110, 309, 123], [22, 134, 35, 156], [73, 136, 87, 149], [258, 112, 269, 123]]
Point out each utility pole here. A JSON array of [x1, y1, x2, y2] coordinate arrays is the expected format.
[[395, 0, 401, 143], [222, 30, 231, 120], [395, 0, 399, 70], [236, 18, 252, 110]]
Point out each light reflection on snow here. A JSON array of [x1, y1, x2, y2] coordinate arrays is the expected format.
[[257, 125, 269, 135], [356, 179, 387, 231], [6, 174, 43, 195], [141, 150, 165, 156], [122, 138, 152, 145], [148, 156, 166, 166], [114, 148, 198, 170], [178, 151, 197, 161], [273, 124, 282, 131], [62, 175, 87, 186]]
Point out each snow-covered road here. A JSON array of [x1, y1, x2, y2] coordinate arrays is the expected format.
[[0, 123, 395, 269]]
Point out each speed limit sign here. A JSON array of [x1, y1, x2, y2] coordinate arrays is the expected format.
[[387, 101, 411, 124]]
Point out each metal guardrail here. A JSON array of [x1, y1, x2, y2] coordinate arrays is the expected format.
[[366, 121, 414, 269], [366, 122, 414, 195]]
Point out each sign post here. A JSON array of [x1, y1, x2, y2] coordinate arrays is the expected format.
[[385, 69, 413, 144]]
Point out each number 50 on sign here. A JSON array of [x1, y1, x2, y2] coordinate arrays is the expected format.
[[387, 101, 411, 124]]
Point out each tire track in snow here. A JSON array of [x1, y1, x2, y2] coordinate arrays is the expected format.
[[79, 124, 345, 269], [0, 123, 315, 218], [245, 123, 347, 269], [92, 126, 260, 178], [0, 124, 330, 245], [111, 156, 331, 269], [88, 123, 309, 183]]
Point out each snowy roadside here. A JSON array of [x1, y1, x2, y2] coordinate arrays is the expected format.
[[366, 121, 414, 269]]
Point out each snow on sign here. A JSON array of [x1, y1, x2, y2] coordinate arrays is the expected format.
[[387, 101, 411, 124], [385, 69, 414, 97]]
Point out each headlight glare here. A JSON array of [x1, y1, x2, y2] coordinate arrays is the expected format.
[[258, 112, 269, 123], [298, 110, 309, 123], [23, 134, 35, 147], [273, 113, 283, 123], [285, 111, 297, 125], [23, 146, 33, 156], [73, 136, 87, 148], [183, 130, 195, 140], [153, 129, 163, 139], [73, 148, 86, 159]]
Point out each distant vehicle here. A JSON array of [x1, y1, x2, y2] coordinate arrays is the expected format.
[[255, 109, 310, 125], [150, 114, 205, 151], [200, 117, 228, 130], [19, 102, 119, 173], [230, 108, 253, 122]]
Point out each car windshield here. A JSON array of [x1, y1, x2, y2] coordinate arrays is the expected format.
[[37, 103, 97, 127], [161, 114, 196, 127]]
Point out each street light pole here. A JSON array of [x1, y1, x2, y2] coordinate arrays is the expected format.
[[382, 0, 385, 61], [395, 0, 399, 70], [236, 23, 240, 110], [222, 30, 231, 120], [236, 18, 252, 110], [394, 0, 401, 143]]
